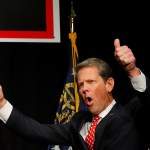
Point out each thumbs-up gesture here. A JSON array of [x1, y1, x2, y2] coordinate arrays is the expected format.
[[114, 38, 140, 77]]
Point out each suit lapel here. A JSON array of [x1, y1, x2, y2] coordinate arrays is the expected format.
[[94, 103, 119, 149]]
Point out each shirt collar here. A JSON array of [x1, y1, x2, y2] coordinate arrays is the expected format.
[[99, 99, 116, 119]]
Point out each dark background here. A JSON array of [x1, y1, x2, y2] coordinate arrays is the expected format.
[[0, 0, 149, 150]]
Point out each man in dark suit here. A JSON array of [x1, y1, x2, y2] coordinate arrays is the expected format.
[[0, 38, 150, 150]]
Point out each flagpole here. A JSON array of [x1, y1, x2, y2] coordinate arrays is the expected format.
[[69, 1, 79, 112]]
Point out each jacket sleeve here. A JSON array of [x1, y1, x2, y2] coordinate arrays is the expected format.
[[6, 107, 72, 145]]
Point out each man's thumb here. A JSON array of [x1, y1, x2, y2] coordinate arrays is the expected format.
[[114, 38, 120, 48]]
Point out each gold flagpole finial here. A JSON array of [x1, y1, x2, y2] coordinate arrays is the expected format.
[[71, 1, 76, 18], [70, 1, 76, 33]]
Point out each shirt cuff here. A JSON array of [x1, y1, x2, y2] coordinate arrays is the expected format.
[[0, 101, 13, 123], [130, 71, 146, 92]]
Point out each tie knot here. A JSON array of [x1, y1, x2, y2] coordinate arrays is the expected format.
[[93, 115, 100, 122], [91, 115, 100, 127]]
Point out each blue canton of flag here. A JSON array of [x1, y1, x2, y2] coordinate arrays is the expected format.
[[54, 53, 78, 124]]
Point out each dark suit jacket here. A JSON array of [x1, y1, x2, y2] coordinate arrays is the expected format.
[[6, 77, 150, 150]]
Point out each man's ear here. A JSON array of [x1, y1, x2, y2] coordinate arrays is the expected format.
[[106, 77, 115, 92]]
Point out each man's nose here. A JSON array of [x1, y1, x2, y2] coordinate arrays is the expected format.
[[82, 83, 89, 93]]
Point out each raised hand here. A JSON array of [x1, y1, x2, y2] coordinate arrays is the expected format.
[[114, 38, 140, 77]]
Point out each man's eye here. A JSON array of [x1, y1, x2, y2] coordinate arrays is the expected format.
[[89, 80, 95, 83]]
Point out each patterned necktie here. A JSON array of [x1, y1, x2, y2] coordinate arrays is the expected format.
[[85, 115, 100, 150]]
